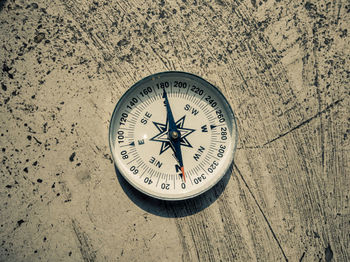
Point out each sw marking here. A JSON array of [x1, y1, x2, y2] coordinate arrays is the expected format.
[[184, 104, 199, 116]]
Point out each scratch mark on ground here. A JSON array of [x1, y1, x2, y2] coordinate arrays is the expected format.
[[234, 163, 289, 261], [150, 46, 170, 70], [263, 98, 343, 146], [72, 219, 96, 262]]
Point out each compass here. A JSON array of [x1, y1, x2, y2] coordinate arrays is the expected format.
[[109, 72, 238, 200]]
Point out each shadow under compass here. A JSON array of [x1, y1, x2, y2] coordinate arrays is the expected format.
[[114, 164, 232, 217]]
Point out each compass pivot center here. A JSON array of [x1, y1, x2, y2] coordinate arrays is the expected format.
[[170, 130, 179, 140]]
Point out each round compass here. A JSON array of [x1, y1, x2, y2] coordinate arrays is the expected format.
[[109, 72, 238, 200]]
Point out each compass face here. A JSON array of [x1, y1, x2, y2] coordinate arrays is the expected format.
[[109, 72, 238, 200]]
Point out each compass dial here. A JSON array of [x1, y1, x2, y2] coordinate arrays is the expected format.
[[109, 72, 238, 200]]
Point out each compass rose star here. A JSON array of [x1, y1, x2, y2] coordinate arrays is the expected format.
[[150, 115, 195, 155]]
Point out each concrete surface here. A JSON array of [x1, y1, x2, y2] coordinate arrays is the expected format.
[[0, 0, 349, 261]]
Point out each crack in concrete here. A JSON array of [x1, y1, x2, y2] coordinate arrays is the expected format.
[[237, 98, 344, 150], [234, 163, 289, 261], [263, 98, 344, 146], [72, 219, 96, 262]]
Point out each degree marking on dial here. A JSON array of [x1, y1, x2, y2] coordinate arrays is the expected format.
[[202, 157, 210, 165], [118, 127, 134, 132], [138, 162, 146, 171], [156, 174, 161, 187], [150, 95, 156, 104], [143, 97, 151, 107], [194, 97, 201, 107], [210, 133, 219, 138], [136, 94, 143, 103], [151, 95, 158, 104], [200, 164, 209, 176], [207, 152, 220, 161], [134, 108, 142, 118], [136, 160, 143, 168], [140, 166, 148, 178], [128, 146, 136, 152], [152, 86, 158, 96], [187, 168, 192, 177], [209, 141, 218, 155], [193, 165, 200, 176], [208, 117, 216, 124], [203, 100, 209, 111], [186, 85, 190, 95], [198, 100, 206, 111], [203, 155, 211, 163], [198, 91, 207, 103], [129, 117, 138, 125], [187, 173, 194, 185], [191, 94, 197, 103], [208, 148, 215, 155], [127, 156, 138, 165], [208, 107, 218, 115], [129, 150, 139, 158], [128, 110, 139, 118], [137, 102, 146, 112], [190, 168, 197, 178]]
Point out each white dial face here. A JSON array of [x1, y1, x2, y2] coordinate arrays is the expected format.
[[109, 72, 237, 200]]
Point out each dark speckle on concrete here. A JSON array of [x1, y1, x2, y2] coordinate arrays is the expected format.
[[325, 244, 333, 262], [117, 38, 129, 47], [69, 152, 76, 162], [34, 32, 45, 43], [17, 219, 25, 227], [304, 2, 315, 11], [2, 63, 14, 79], [26, 3, 39, 9]]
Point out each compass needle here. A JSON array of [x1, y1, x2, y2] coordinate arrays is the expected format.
[[109, 72, 237, 200], [181, 167, 186, 183]]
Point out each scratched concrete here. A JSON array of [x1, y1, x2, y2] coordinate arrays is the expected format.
[[0, 0, 349, 261]]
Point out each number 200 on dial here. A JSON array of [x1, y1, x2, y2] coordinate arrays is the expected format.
[[109, 72, 238, 200]]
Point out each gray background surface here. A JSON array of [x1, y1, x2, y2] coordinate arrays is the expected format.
[[0, 0, 349, 261]]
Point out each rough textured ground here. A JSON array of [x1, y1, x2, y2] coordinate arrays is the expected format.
[[0, 0, 349, 261]]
